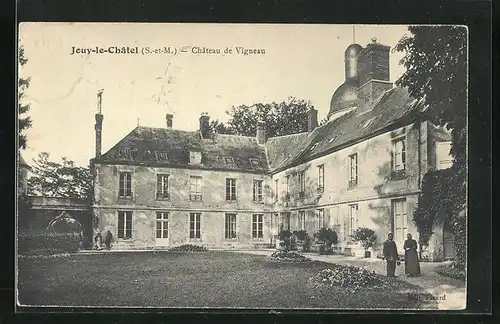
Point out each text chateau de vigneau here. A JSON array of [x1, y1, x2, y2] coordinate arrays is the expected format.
[[69, 46, 266, 56]]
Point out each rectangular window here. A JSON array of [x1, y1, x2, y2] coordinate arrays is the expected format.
[[348, 153, 358, 188], [392, 199, 408, 243], [317, 209, 324, 230], [156, 212, 169, 239], [189, 176, 202, 201], [118, 172, 132, 198], [317, 165, 324, 193], [298, 211, 306, 230], [252, 214, 263, 239], [225, 213, 237, 239], [285, 176, 290, 200], [226, 178, 237, 201], [274, 179, 279, 201], [253, 180, 263, 202], [348, 204, 359, 239], [156, 174, 169, 200], [392, 138, 406, 171], [298, 171, 305, 198], [190, 213, 201, 239], [117, 211, 132, 239]]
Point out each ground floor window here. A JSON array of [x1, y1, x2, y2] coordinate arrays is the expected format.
[[252, 214, 263, 239], [298, 211, 306, 230], [225, 213, 237, 239], [392, 198, 408, 244], [156, 212, 169, 239], [346, 204, 358, 243], [190, 213, 201, 239], [117, 211, 132, 239], [316, 209, 324, 229]]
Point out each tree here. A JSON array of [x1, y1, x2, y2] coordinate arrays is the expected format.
[[209, 119, 235, 135], [18, 45, 32, 150], [351, 228, 377, 256], [27, 152, 92, 201], [214, 97, 313, 139], [395, 26, 467, 269], [394, 26, 467, 166]]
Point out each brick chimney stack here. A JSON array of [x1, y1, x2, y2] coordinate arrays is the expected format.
[[199, 113, 210, 139], [308, 108, 318, 132], [356, 38, 393, 113], [166, 114, 173, 129], [256, 120, 266, 145], [95, 89, 104, 157]]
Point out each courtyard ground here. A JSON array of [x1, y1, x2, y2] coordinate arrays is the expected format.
[[17, 251, 438, 309], [228, 249, 467, 310]]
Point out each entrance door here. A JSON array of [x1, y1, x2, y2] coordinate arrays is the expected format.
[[443, 221, 456, 260], [155, 212, 169, 246]]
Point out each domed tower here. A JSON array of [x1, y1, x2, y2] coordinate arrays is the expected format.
[[327, 44, 362, 119]]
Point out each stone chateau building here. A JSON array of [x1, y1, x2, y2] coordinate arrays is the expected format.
[[90, 39, 455, 260]]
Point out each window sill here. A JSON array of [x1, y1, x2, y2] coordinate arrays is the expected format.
[[118, 196, 133, 200], [189, 238, 202, 242], [224, 238, 238, 241], [251, 237, 264, 241], [156, 198, 171, 201]]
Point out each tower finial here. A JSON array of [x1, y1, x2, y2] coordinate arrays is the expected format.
[[97, 89, 104, 114], [352, 25, 355, 43]]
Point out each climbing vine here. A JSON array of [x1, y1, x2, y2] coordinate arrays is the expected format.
[[413, 163, 466, 269]]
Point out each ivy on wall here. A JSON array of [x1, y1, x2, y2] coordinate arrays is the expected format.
[[413, 163, 466, 268]]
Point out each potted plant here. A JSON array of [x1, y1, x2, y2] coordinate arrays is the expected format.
[[351, 227, 377, 258], [293, 230, 310, 252], [314, 228, 338, 255]]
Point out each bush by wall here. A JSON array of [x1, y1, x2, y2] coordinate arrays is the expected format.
[[18, 231, 82, 255], [168, 244, 208, 252], [435, 263, 466, 281]]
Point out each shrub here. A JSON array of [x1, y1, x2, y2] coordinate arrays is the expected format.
[[278, 230, 293, 251], [308, 264, 390, 292], [269, 250, 311, 262], [314, 228, 338, 253], [351, 227, 377, 252], [169, 244, 208, 252], [18, 231, 82, 255], [435, 263, 466, 281]]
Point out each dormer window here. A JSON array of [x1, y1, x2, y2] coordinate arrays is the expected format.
[[155, 151, 168, 161], [224, 157, 234, 164], [249, 158, 260, 168], [189, 151, 202, 165]]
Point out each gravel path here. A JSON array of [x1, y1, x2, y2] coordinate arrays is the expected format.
[[230, 249, 466, 310]]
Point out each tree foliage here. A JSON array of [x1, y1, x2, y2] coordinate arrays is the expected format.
[[210, 97, 313, 139], [351, 227, 377, 251], [396, 26, 467, 270], [394, 26, 467, 165], [18, 45, 32, 150], [27, 152, 92, 201]]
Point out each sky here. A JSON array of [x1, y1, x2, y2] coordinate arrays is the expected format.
[[19, 23, 409, 167]]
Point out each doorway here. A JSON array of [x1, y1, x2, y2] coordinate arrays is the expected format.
[[443, 220, 456, 260]]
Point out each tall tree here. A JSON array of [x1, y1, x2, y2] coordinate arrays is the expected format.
[[18, 45, 32, 150], [394, 26, 467, 166], [395, 26, 467, 269], [214, 97, 312, 139], [27, 152, 92, 201]]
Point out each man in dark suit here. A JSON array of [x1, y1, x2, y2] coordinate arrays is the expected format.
[[382, 233, 400, 277]]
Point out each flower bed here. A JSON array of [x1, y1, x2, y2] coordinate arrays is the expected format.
[[308, 265, 391, 292], [434, 263, 466, 281], [268, 250, 311, 262], [168, 244, 208, 252]]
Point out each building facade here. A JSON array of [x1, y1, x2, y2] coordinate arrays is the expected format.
[[91, 39, 454, 260]]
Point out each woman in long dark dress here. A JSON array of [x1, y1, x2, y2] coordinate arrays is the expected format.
[[404, 233, 421, 276]]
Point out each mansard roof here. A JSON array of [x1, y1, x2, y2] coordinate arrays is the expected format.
[[93, 126, 269, 173], [266, 87, 427, 174]]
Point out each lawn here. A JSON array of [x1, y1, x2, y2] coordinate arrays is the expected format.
[[17, 251, 437, 309]]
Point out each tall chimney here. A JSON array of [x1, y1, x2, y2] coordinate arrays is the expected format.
[[166, 114, 173, 129], [199, 113, 210, 139], [256, 120, 266, 145], [308, 108, 318, 132], [356, 38, 393, 113], [95, 89, 104, 157]]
